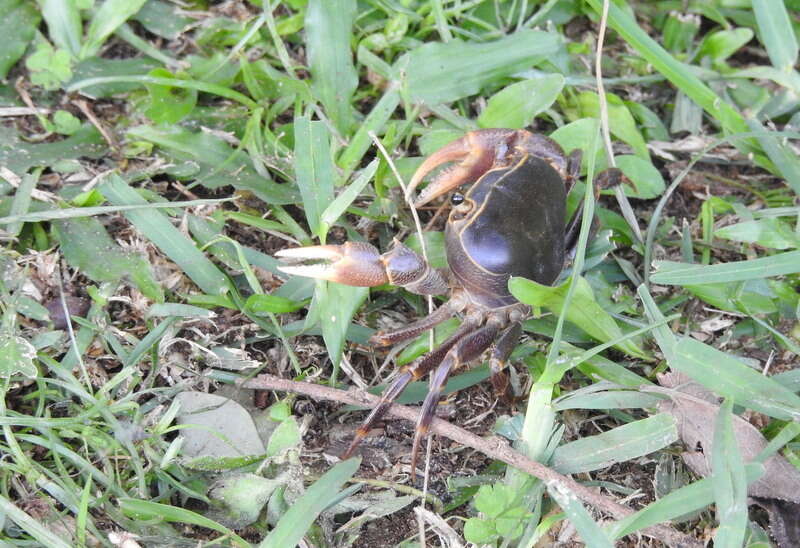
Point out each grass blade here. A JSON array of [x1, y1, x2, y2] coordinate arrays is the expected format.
[[551, 414, 678, 475], [119, 498, 249, 547], [752, 0, 798, 73], [0, 494, 72, 548], [547, 480, 614, 548], [293, 116, 336, 240], [711, 399, 748, 547], [259, 458, 360, 548], [401, 29, 562, 105], [81, 0, 148, 59], [320, 159, 378, 234], [38, 0, 81, 57], [608, 463, 764, 539], [671, 338, 800, 421], [337, 87, 400, 176], [99, 175, 232, 296], [305, 0, 357, 133], [583, 0, 756, 158], [651, 251, 800, 285]]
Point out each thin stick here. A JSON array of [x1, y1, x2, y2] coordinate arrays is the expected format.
[[595, 0, 643, 244], [242, 374, 701, 548]]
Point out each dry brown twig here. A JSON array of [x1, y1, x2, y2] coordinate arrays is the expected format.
[[241, 374, 701, 548]]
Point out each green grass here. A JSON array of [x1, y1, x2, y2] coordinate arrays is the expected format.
[[1, 0, 799, 546]]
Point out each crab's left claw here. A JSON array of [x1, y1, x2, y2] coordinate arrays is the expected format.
[[407, 129, 519, 207], [276, 242, 390, 287]]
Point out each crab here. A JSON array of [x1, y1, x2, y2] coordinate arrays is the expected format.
[[276, 128, 622, 474]]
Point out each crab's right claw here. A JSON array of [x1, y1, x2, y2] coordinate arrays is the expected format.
[[276, 242, 390, 287], [407, 129, 519, 207]]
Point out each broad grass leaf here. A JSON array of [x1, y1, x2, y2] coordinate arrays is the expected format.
[[509, 275, 648, 359], [315, 281, 368, 375], [127, 125, 298, 204], [683, 279, 779, 315], [669, 338, 800, 421], [546, 480, 614, 548], [698, 28, 754, 64], [607, 464, 764, 540], [305, 0, 357, 134], [549, 118, 605, 173], [477, 74, 565, 129], [53, 216, 164, 302], [133, 0, 192, 40], [69, 57, 160, 97], [320, 159, 378, 234], [0, 0, 40, 78], [711, 399, 748, 547], [144, 68, 197, 125], [651, 251, 800, 285], [338, 88, 400, 175], [401, 30, 562, 105], [81, 0, 148, 59], [614, 155, 665, 199], [294, 117, 336, 239], [574, 91, 649, 159], [0, 125, 105, 175], [38, 0, 81, 57], [259, 458, 360, 548], [715, 219, 799, 250], [99, 175, 231, 296], [551, 414, 678, 475], [752, 0, 798, 73], [119, 498, 249, 548]]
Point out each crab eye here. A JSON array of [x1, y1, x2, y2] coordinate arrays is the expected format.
[[450, 193, 465, 205]]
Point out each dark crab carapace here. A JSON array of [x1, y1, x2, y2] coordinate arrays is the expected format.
[[277, 128, 621, 474]]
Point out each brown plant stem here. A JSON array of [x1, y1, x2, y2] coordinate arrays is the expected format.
[[241, 374, 700, 548]]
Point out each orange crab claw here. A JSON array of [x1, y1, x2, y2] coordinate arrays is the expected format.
[[407, 129, 519, 207], [275, 242, 389, 287]]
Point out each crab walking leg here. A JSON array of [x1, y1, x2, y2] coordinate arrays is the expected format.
[[340, 318, 482, 460], [369, 300, 458, 347], [276, 240, 448, 296], [409, 322, 500, 476], [489, 321, 522, 404]]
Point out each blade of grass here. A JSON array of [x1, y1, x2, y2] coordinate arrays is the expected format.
[[401, 29, 562, 105], [547, 480, 614, 548], [80, 0, 148, 59], [320, 159, 378, 235], [305, 0, 357, 134], [38, 0, 81, 57], [99, 175, 232, 296], [119, 498, 250, 548], [0, 494, 72, 548], [752, 0, 798, 73], [259, 458, 360, 548], [550, 413, 678, 475], [583, 0, 762, 163], [711, 399, 748, 547], [7, 168, 40, 236], [670, 337, 800, 421], [294, 116, 336, 240], [66, 75, 258, 108], [607, 463, 764, 539], [651, 251, 800, 285], [337, 87, 400, 176], [0, 198, 229, 225]]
